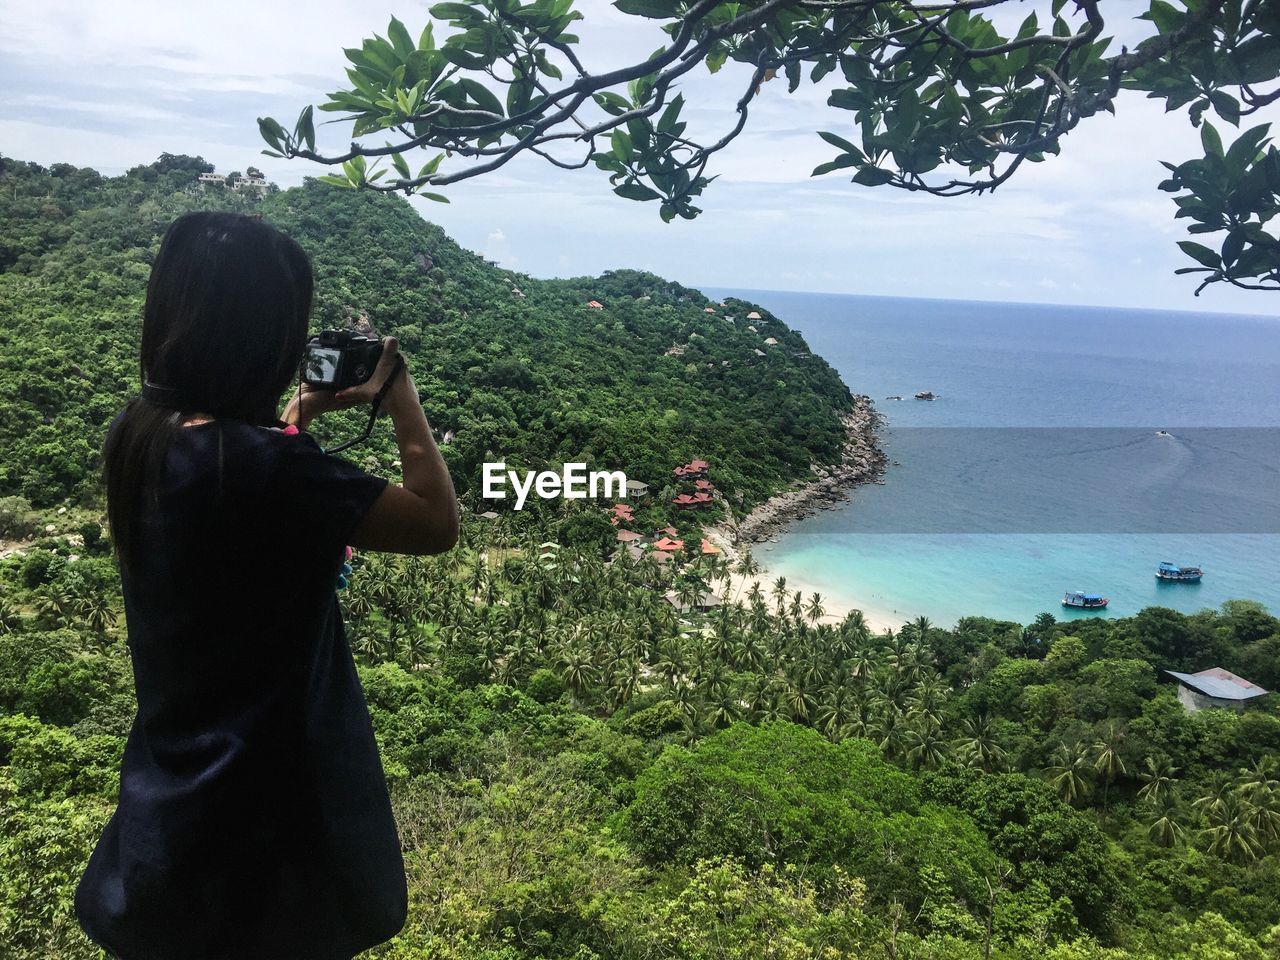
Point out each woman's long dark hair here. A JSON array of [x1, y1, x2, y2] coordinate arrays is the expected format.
[[104, 212, 313, 576]]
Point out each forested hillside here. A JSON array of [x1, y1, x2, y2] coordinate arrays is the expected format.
[[1, 153, 1279, 960], [0, 153, 851, 513]]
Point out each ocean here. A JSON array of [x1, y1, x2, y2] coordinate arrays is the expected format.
[[703, 290, 1280, 628]]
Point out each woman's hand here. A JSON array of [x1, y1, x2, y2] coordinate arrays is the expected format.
[[282, 337, 403, 430], [332, 337, 402, 410]]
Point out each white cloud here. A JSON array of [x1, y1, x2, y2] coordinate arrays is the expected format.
[[0, 0, 1277, 315]]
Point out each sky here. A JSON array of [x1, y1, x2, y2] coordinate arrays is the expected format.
[[1, 0, 1277, 316]]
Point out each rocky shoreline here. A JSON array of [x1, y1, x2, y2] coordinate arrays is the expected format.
[[719, 394, 887, 547]]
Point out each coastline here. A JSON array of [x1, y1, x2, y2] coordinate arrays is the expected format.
[[721, 565, 901, 634], [726, 393, 885, 545], [706, 393, 897, 633]]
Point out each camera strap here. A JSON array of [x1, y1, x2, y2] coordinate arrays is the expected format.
[[325, 354, 406, 455]]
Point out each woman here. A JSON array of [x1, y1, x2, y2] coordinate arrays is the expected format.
[[75, 211, 458, 960]]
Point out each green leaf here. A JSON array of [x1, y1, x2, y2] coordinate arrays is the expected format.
[[1201, 121, 1224, 158], [610, 128, 633, 159], [811, 156, 860, 177], [458, 78, 504, 117], [318, 175, 355, 188], [387, 16, 415, 59], [420, 192, 450, 203], [257, 116, 287, 151], [1147, 0, 1183, 36], [1221, 229, 1245, 266], [817, 131, 865, 160], [1224, 123, 1271, 175], [853, 166, 895, 186], [1209, 91, 1241, 126], [429, 2, 478, 21], [391, 150, 412, 179], [614, 182, 661, 201], [614, 0, 675, 18], [418, 153, 446, 177], [594, 92, 632, 117], [1177, 240, 1221, 268], [295, 105, 316, 152]]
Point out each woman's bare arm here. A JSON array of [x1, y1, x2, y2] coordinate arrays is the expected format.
[[287, 337, 458, 556], [350, 365, 458, 555]]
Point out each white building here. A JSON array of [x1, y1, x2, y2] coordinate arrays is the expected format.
[[1165, 668, 1268, 712]]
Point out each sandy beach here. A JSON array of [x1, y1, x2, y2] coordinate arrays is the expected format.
[[701, 392, 899, 633], [716, 564, 901, 635]]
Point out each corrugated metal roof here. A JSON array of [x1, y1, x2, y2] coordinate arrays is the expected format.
[[1166, 668, 1268, 701]]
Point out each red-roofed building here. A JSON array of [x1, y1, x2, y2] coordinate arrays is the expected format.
[[703, 306, 716, 313], [655, 526, 678, 538], [615, 530, 643, 543], [673, 458, 710, 480], [695, 479, 713, 491], [586, 300, 604, 309], [653, 536, 684, 552], [700, 539, 722, 555], [611, 503, 634, 521], [674, 492, 713, 509]]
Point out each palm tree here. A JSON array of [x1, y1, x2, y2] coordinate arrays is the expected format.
[[1202, 795, 1264, 864], [1192, 772, 1236, 819], [843, 609, 872, 646], [1137, 757, 1179, 805], [787, 591, 805, 625], [1092, 721, 1128, 815], [770, 576, 788, 617], [1145, 794, 1185, 848], [954, 714, 1006, 773], [557, 647, 597, 701], [804, 592, 826, 626], [35, 584, 73, 628], [849, 646, 877, 682], [1046, 744, 1094, 806], [0, 598, 20, 634], [903, 722, 948, 770]]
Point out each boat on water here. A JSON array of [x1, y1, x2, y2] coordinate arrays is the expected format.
[[1062, 590, 1109, 609], [1157, 561, 1203, 583], [914, 391, 936, 401]]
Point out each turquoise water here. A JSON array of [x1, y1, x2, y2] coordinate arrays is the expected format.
[[705, 290, 1280, 627]]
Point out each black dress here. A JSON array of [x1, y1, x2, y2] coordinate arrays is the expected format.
[[75, 419, 406, 960]]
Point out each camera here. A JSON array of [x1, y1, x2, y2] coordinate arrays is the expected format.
[[302, 330, 384, 390]]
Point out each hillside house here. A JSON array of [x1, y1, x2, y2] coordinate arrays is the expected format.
[[673, 492, 713, 510], [1165, 668, 1268, 712], [625, 479, 650, 500], [615, 529, 643, 544], [653, 536, 684, 552], [232, 171, 269, 194], [673, 459, 709, 480], [700, 539, 722, 556], [586, 300, 604, 309], [197, 172, 226, 188], [747, 311, 762, 320]]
